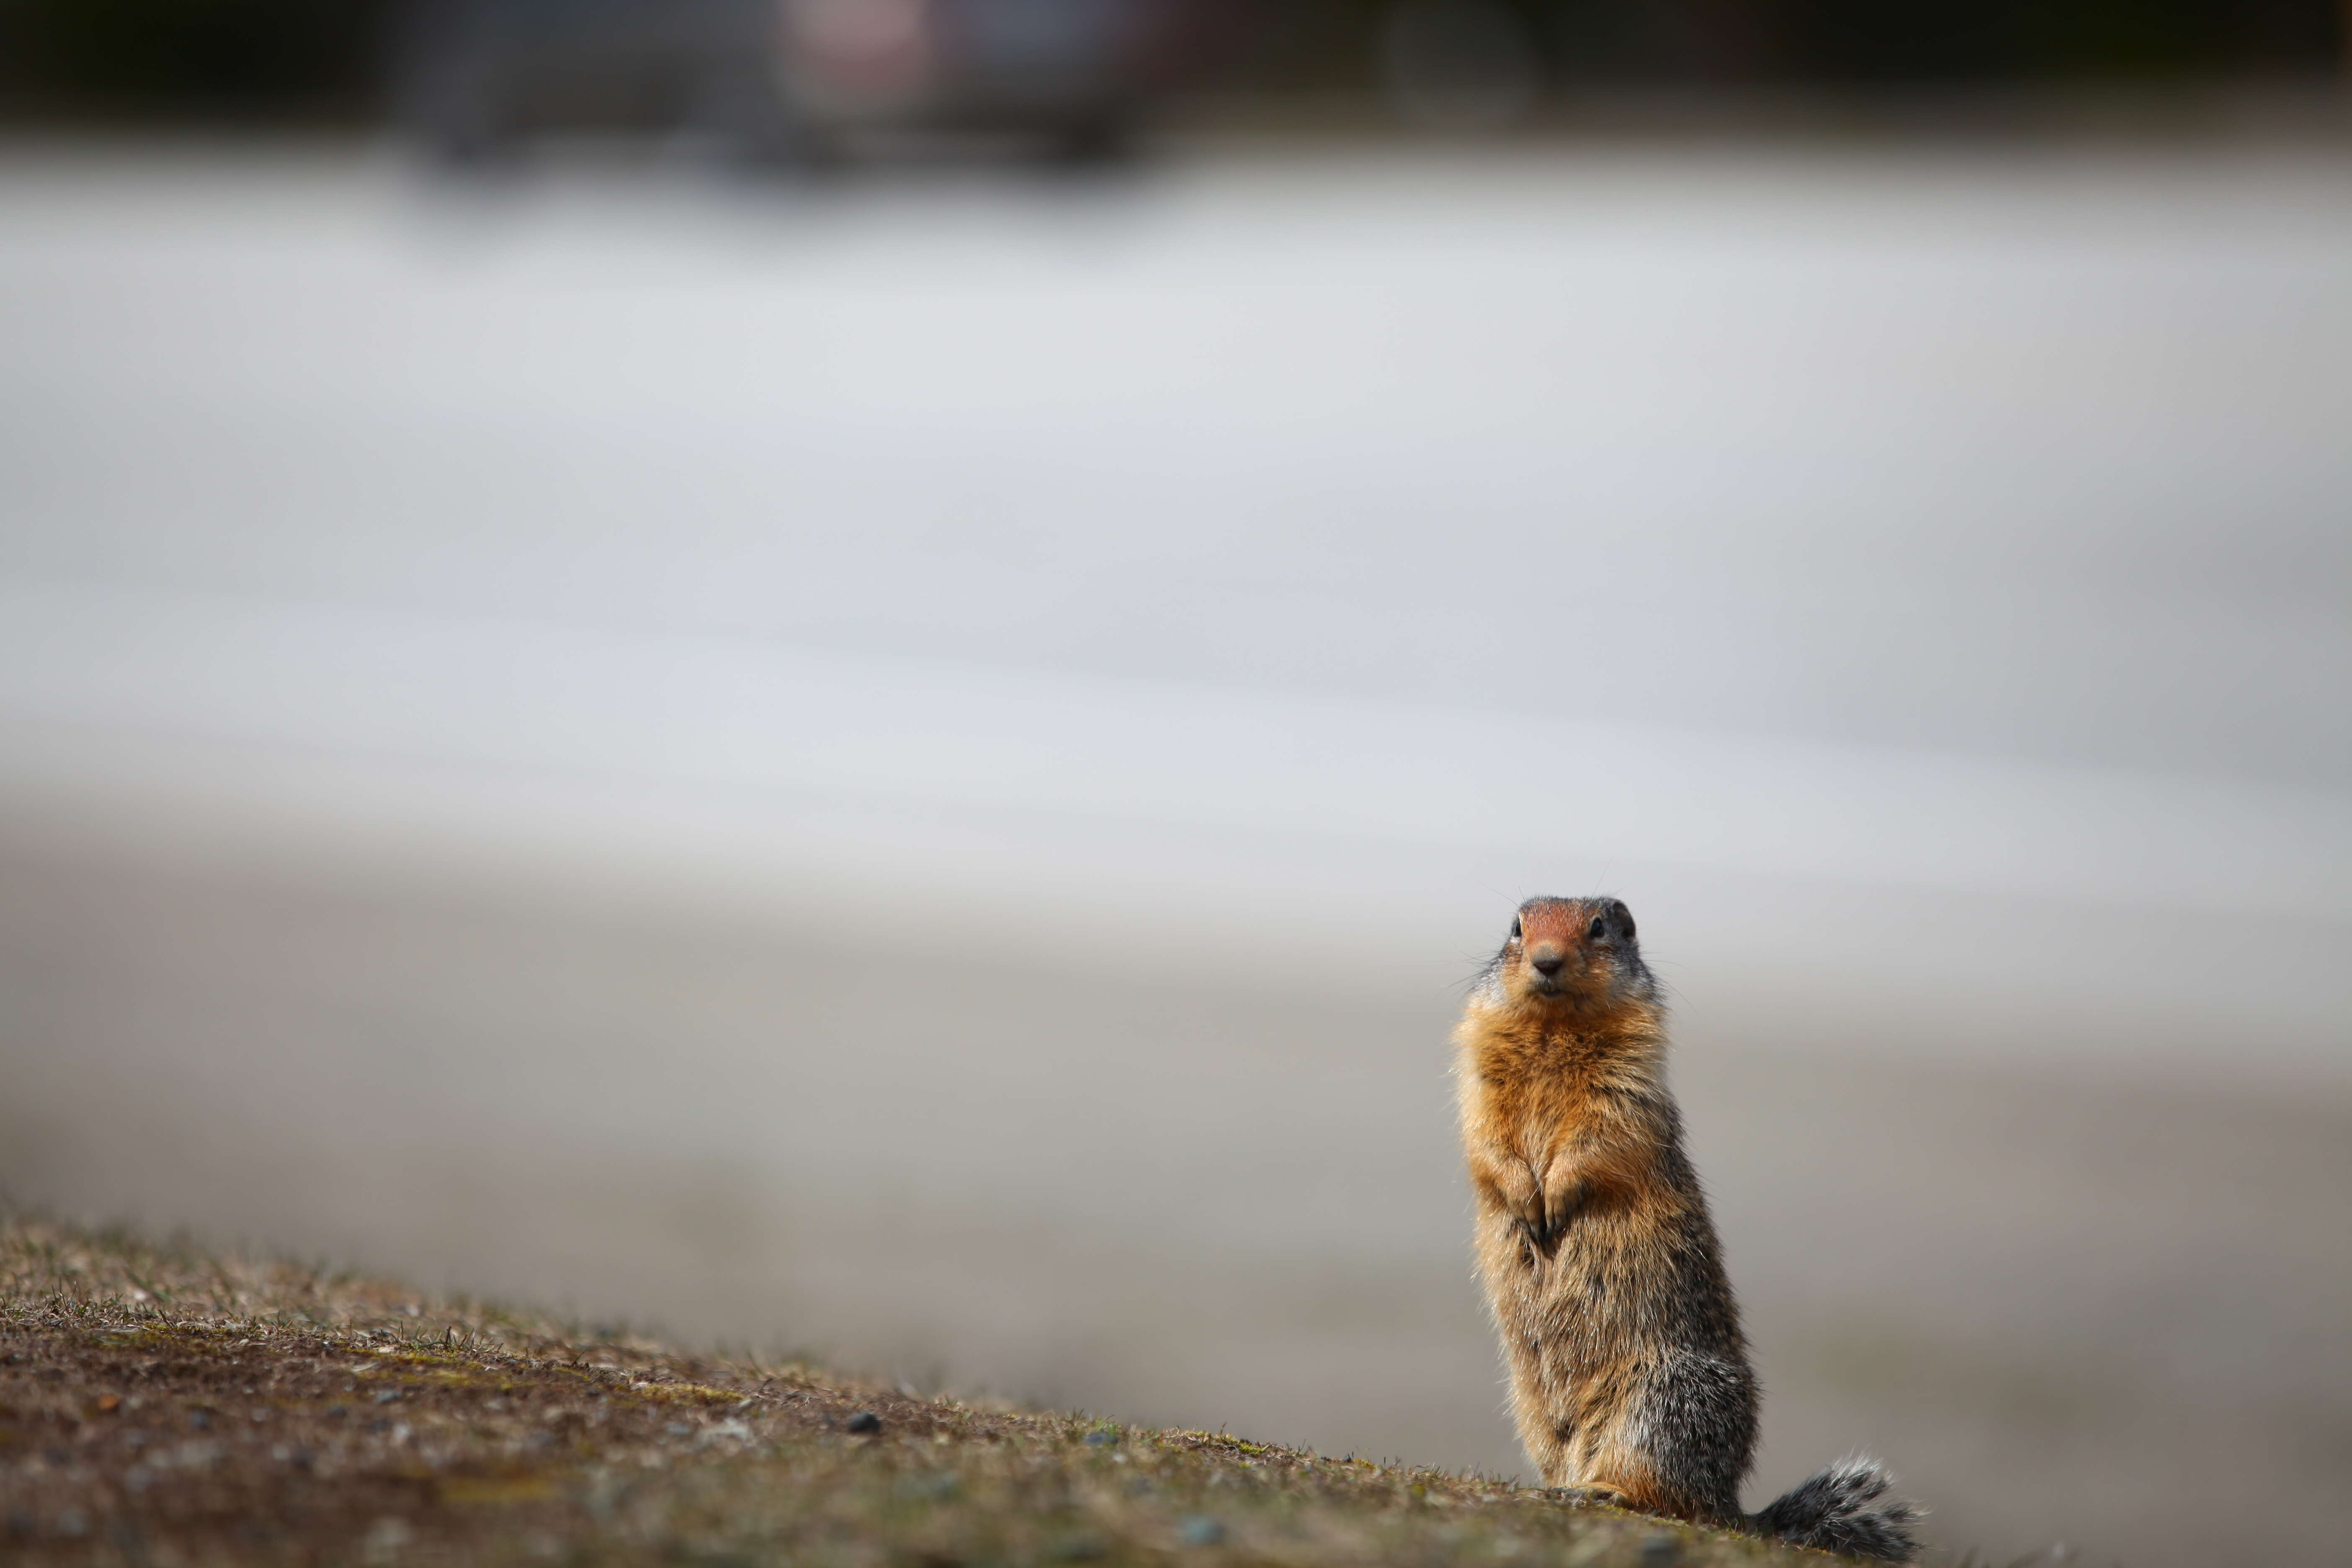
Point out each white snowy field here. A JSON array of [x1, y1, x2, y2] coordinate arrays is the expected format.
[[0, 139, 2348, 1566]]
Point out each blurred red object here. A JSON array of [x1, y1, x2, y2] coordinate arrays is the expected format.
[[393, 0, 1240, 167]]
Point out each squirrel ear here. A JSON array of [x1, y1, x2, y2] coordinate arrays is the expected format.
[[1614, 902, 1636, 941], [1509, 916, 1522, 940]]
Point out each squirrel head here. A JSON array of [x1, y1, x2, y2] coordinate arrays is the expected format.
[[1480, 896, 1656, 1016]]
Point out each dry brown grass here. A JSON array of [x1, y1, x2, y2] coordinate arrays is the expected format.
[[0, 1212, 1826, 1568]]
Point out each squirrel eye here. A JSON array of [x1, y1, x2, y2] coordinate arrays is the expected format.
[[1587, 916, 1608, 941]]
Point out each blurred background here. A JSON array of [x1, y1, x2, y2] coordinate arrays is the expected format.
[[3, 4, 2350, 1565]]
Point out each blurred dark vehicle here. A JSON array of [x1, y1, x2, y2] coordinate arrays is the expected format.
[[391, 0, 1235, 164]]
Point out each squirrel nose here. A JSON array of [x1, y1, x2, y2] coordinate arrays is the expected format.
[[1528, 945, 1565, 977]]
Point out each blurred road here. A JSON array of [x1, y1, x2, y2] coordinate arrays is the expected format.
[[1, 140, 2349, 1565]]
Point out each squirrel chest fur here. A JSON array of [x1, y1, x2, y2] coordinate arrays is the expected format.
[[1452, 897, 1919, 1561]]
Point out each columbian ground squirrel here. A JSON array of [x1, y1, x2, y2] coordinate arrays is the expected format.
[[1454, 896, 1919, 1561]]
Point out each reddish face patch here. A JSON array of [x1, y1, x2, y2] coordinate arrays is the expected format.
[[1515, 900, 1593, 954]]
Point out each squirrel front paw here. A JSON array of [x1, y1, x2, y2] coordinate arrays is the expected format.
[[1509, 1178, 1587, 1258], [1511, 1209, 1565, 1261]]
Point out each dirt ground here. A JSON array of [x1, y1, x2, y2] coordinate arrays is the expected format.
[[0, 1215, 1826, 1568]]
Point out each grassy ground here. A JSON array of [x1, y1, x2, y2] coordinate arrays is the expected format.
[[0, 1214, 1831, 1568]]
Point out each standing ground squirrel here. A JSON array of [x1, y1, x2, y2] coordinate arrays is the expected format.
[[1455, 896, 1919, 1562]]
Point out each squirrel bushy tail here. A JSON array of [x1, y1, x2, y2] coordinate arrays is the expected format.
[[1749, 1457, 1919, 1562]]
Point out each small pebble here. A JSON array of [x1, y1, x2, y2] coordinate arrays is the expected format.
[[895, 1472, 960, 1502], [372, 1390, 400, 1405], [1180, 1516, 1226, 1547], [1083, 1429, 1117, 1447], [363, 1516, 414, 1567], [845, 1411, 881, 1435]]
